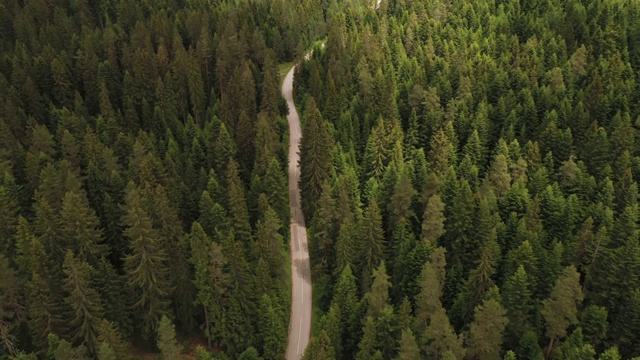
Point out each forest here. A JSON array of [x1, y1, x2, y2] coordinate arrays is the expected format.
[[1, 0, 640, 359]]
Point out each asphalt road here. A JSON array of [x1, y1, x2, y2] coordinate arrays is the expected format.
[[283, 61, 312, 360], [283, 3, 379, 358]]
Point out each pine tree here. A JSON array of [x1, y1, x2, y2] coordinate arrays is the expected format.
[[157, 315, 182, 359], [257, 294, 286, 360], [333, 220, 358, 275], [415, 252, 446, 332], [0, 185, 18, 259], [388, 172, 416, 231], [198, 190, 227, 238], [299, 98, 333, 220], [94, 258, 130, 336], [356, 316, 377, 360], [220, 231, 255, 354], [447, 179, 478, 272], [96, 319, 131, 360], [580, 305, 608, 348], [396, 328, 420, 360], [60, 190, 108, 266], [366, 262, 391, 319], [0, 253, 21, 355], [303, 330, 336, 360], [541, 266, 583, 355], [489, 154, 512, 197], [97, 342, 116, 360], [226, 159, 253, 249], [421, 194, 446, 247], [62, 251, 104, 355], [263, 157, 289, 226], [254, 205, 287, 286], [423, 307, 466, 360], [214, 123, 236, 178], [466, 297, 509, 360], [358, 199, 385, 292], [331, 265, 360, 359], [312, 182, 335, 276], [502, 266, 534, 348], [122, 183, 171, 335], [428, 127, 455, 176], [189, 221, 228, 348]]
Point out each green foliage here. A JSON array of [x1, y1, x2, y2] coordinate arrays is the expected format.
[[122, 184, 171, 336], [157, 315, 182, 359], [466, 297, 509, 360], [3, 0, 640, 357], [300, 98, 333, 220], [303, 331, 336, 360], [395, 328, 420, 360]]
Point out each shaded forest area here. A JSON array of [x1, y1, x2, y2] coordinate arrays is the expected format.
[[295, 0, 640, 359], [0, 0, 364, 358]]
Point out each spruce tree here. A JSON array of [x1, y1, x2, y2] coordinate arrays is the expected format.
[[299, 98, 333, 220], [122, 183, 171, 335], [257, 294, 286, 360], [96, 319, 131, 360], [396, 328, 420, 360], [541, 266, 584, 355], [226, 159, 253, 249], [60, 190, 108, 266], [421, 194, 446, 247], [303, 330, 336, 360], [502, 266, 534, 348], [157, 315, 182, 359], [358, 199, 385, 292], [62, 251, 104, 355], [366, 262, 391, 319], [466, 297, 509, 360], [423, 307, 466, 360]]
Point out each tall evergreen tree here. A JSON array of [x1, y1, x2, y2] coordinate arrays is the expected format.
[[466, 297, 509, 360], [358, 199, 385, 292], [396, 328, 420, 360], [62, 251, 104, 355], [122, 183, 171, 335], [299, 98, 333, 220], [541, 266, 584, 355], [226, 159, 253, 249], [502, 266, 534, 348], [156, 315, 182, 359]]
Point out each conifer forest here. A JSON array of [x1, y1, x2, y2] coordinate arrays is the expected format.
[[1, 0, 640, 359]]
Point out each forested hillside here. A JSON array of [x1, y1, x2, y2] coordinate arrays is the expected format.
[[0, 0, 363, 358], [296, 0, 640, 359]]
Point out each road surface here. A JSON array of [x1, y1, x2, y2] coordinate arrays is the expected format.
[[283, 59, 312, 360]]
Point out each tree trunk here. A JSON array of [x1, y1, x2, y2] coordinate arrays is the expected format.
[[204, 306, 211, 349], [545, 338, 555, 360], [0, 321, 14, 357]]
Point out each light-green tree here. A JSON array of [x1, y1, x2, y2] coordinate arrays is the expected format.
[[541, 266, 584, 355], [396, 328, 420, 360], [466, 297, 509, 360], [156, 315, 182, 358]]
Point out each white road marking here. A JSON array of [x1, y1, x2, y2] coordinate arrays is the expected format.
[[297, 316, 303, 354]]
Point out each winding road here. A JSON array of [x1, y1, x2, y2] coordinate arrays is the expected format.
[[283, 58, 312, 360], [283, 2, 381, 359]]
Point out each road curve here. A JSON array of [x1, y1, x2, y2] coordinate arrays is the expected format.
[[283, 60, 312, 360], [283, 3, 380, 358]]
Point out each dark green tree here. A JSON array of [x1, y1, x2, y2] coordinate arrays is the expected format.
[[299, 98, 333, 220], [122, 183, 171, 335], [62, 251, 104, 355]]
